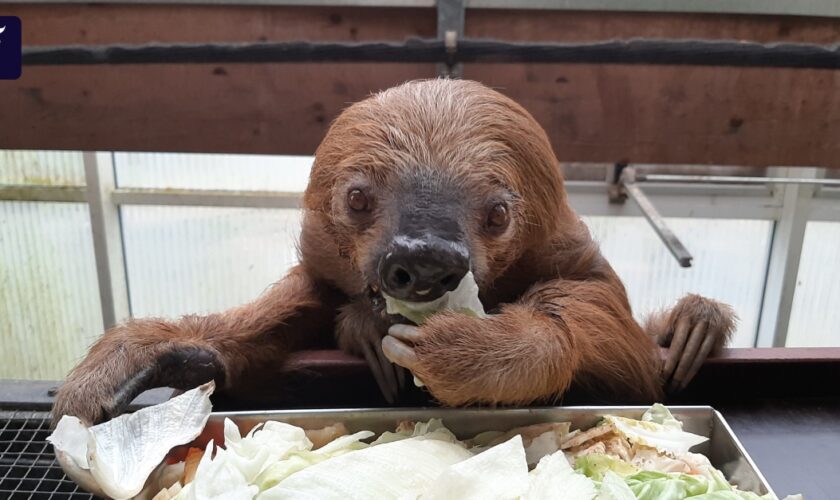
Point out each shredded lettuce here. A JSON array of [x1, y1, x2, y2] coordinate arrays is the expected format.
[[151, 405, 799, 500]]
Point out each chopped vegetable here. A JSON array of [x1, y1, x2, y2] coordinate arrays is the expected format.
[[258, 434, 472, 499], [48, 381, 215, 500], [182, 447, 203, 485], [601, 415, 708, 455], [53, 399, 802, 500], [526, 449, 597, 500], [383, 271, 486, 325], [575, 454, 640, 481], [418, 435, 530, 500], [596, 471, 638, 500]]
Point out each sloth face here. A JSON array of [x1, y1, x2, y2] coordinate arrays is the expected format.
[[303, 79, 566, 308]]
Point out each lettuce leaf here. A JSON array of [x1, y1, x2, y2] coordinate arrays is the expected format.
[[371, 419, 459, 446], [642, 403, 684, 431], [526, 449, 597, 500], [383, 271, 486, 325], [575, 454, 639, 481], [257, 436, 472, 499], [603, 415, 708, 455], [419, 435, 530, 500], [176, 440, 259, 500], [596, 471, 637, 500]]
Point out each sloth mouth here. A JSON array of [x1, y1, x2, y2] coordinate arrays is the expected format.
[[367, 283, 409, 324], [367, 283, 387, 315]]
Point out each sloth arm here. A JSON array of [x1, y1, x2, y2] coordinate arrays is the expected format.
[[385, 277, 664, 406], [52, 265, 339, 424]]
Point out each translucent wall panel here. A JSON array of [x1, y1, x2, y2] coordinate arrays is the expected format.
[[114, 153, 313, 192], [122, 206, 303, 318], [583, 217, 772, 347], [0, 150, 85, 185], [0, 202, 103, 380], [786, 222, 840, 347]]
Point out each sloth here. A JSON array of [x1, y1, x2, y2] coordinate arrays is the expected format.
[[53, 79, 734, 425]]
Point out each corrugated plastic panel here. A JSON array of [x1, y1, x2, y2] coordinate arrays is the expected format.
[[0, 202, 103, 380], [584, 216, 772, 347], [786, 221, 840, 347], [121, 205, 303, 318], [113, 152, 313, 191], [0, 151, 86, 186]]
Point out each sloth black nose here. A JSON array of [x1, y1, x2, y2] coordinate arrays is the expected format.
[[379, 237, 469, 302]]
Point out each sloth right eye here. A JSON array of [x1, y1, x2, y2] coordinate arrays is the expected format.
[[347, 189, 370, 212]]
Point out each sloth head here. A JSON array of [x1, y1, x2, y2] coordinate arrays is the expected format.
[[302, 79, 571, 304]]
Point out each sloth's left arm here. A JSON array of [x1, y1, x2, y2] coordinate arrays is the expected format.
[[382, 278, 664, 406]]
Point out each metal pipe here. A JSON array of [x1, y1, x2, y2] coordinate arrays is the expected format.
[[636, 173, 840, 186], [111, 187, 302, 209], [621, 178, 694, 268], [22, 37, 840, 69]]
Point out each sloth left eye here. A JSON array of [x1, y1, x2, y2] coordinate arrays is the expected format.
[[347, 189, 370, 212], [486, 202, 510, 231]]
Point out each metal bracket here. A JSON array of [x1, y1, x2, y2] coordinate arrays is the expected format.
[[437, 0, 465, 78], [608, 161, 628, 204], [619, 166, 694, 268]]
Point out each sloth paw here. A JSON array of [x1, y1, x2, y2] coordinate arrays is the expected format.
[[660, 295, 736, 392], [52, 345, 223, 426]]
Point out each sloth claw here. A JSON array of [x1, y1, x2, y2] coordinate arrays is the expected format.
[[361, 338, 401, 404]]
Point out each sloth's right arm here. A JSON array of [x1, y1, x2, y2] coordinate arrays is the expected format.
[[52, 266, 337, 425]]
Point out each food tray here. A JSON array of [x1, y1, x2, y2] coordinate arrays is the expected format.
[[175, 405, 775, 497]]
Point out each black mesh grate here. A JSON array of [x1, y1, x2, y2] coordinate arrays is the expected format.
[[0, 411, 94, 499]]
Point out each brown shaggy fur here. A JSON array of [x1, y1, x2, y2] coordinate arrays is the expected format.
[[53, 79, 735, 424]]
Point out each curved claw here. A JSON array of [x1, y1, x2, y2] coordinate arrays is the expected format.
[[669, 320, 706, 388], [671, 323, 717, 392], [361, 339, 399, 404], [388, 324, 424, 343], [661, 315, 691, 381], [381, 335, 419, 373]]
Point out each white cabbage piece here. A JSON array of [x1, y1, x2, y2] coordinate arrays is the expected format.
[[419, 435, 530, 500], [603, 415, 708, 455], [48, 416, 90, 468], [526, 449, 597, 500], [371, 419, 460, 446], [383, 271, 486, 325], [253, 430, 374, 491], [176, 441, 259, 500], [468, 422, 571, 466], [222, 419, 314, 483], [641, 403, 684, 431], [48, 381, 215, 500], [178, 418, 374, 495], [257, 436, 472, 499], [596, 471, 637, 500]]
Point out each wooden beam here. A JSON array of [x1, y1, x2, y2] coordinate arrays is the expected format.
[[3, 4, 840, 167]]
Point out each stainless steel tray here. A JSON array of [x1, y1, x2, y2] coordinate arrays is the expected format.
[[188, 405, 774, 497]]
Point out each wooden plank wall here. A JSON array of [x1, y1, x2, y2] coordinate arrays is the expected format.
[[2, 5, 840, 167]]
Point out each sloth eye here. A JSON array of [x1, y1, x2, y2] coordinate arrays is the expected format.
[[347, 189, 370, 212], [486, 202, 510, 231]]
